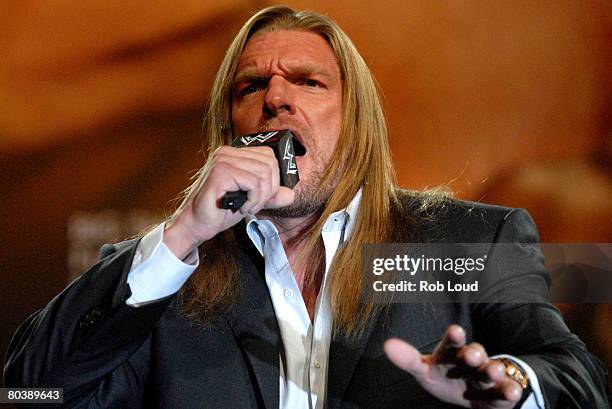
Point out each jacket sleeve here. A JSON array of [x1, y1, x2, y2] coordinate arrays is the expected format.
[[3, 240, 174, 408], [472, 209, 610, 409]]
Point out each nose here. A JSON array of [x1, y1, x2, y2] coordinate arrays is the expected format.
[[263, 75, 296, 117]]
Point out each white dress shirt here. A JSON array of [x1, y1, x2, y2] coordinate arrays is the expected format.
[[125, 189, 543, 409], [241, 188, 361, 409]]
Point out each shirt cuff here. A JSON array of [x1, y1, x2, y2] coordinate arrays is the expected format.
[[491, 354, 545, 409], [126, 222, 199, 307]]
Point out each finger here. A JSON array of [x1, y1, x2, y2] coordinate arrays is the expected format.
[[214, 147, 296, 213], [213, 162, 273, 214], [432, 325, 466, 364], [457, 342, 488, 368], [453, 360, 504, 399], [446, 342, 489, 381], [249, 157, 281, 214], [464, 376, 523, 405], [468, 359, 505, 389], [208, 164, 263, 214], [500, 378, 524, 403], [214, 146, 279, 186], [237, 146, 282, 209], [242, 176, 272, 216], [215, 145, 276, 161], [384, 338, 429, 379], [212, 155, 278, 214], [214, 154, 278, 186], [237, 145, 277, 157]]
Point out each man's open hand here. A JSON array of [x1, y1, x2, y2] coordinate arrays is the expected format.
[[384, 325, 524, 408]]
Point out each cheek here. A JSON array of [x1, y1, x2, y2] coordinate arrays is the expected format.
[[231, 105, 252, 134], [323, 107, 342, 152], [231, 102, 244, 121], [232, 95, 263, 123]]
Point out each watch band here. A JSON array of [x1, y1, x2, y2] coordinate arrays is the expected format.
[[497, 358, 529, 390]]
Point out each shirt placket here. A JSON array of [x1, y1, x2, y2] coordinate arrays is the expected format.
[[260, 222, 312, 409]]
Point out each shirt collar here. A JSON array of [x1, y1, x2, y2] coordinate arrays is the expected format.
[[245, 187, 362, 256]]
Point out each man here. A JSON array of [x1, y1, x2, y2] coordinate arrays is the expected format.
[[4, 6, 608, 409]]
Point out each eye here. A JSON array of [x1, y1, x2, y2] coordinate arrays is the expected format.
[[301, 79, 321, 88], [304, 79, 319, 87], [237, 79, 267, 97], [240, 84, 258, 96]]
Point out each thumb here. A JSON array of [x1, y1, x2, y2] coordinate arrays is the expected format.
[[384, 338, 429, 379], [265, 186, 296, 208]]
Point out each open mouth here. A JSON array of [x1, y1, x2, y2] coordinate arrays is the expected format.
[[292, 138, 306, 157]]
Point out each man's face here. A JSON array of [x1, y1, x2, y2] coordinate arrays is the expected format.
[[231, 29, 343, 217]]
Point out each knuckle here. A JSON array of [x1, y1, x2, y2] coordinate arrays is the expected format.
[[266, 162, 276, 178], [241, 173, 254, 186], [471, 343, 485, 353], [257, 146, 275, 156], [212, 161, 231, 173], [259, 175, 268, 187], [214, 146, 236, 159]]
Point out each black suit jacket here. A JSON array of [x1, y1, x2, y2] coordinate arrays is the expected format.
[[4, 193, 609, 408]]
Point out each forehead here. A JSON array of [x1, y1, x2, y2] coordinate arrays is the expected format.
[[236, 30, 341, 76]]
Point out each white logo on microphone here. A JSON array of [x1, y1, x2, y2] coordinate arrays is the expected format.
[[240, 131, 278, 146], [284, 141, 297, 174]]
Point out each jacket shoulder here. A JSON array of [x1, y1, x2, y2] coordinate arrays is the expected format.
[[392, 188, 532, 243]]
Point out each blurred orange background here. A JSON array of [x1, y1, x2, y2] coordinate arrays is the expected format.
[[1, 0, 610, 394]]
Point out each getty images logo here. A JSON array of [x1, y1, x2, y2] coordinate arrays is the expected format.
[[240, 130, 278, 146]]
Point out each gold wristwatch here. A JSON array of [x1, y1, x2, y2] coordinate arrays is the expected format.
[[497, 358, 529, 390]]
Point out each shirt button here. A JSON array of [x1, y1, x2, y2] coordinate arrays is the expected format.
[[283, 288, 294, 298], [313, 359, 321, 369]]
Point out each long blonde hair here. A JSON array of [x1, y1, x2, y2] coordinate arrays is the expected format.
[[175, 6, 399, 336]]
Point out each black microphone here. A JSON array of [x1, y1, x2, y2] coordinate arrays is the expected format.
[[220, 129, 305, 210]]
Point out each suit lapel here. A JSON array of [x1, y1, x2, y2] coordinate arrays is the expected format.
[[326, 302, 442, 409], [227, 230, 282, 409], [326, 306, 383, 409]]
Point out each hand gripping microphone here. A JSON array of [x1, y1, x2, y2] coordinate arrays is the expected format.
[[220, 129, 305, 210]]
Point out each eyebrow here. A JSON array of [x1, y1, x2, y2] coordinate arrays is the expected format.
[[233, 64, 334, 86], [232, 71, 265, 87]]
